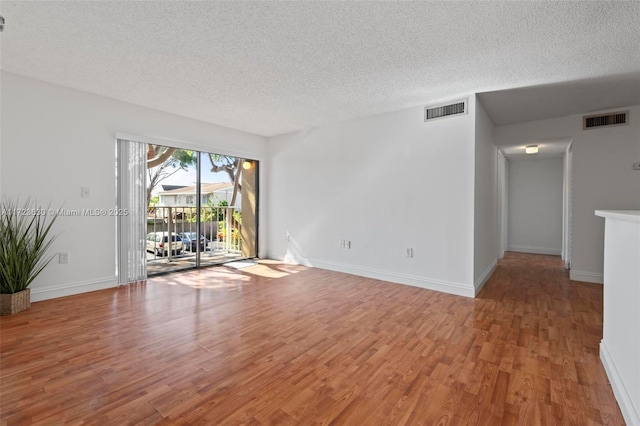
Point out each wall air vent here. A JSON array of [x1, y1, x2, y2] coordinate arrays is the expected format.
[[424, 99, 468, 122], [583, 111, 628, 130]]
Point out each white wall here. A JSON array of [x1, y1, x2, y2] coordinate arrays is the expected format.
[[0, 72, 3, 194], [267, 98, 478, 297], [507, 157, 564, 255], [497, 150, 508, 259], [596, 211, 640, 426], [562, 145, 573, 267], [473, 97, 498, 292], [495, 105, 640, 283], [0, 72, 267, 301]]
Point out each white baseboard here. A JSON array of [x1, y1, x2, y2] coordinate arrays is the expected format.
[[30, 276, 118, 302], [474, 260, 497, 296], [569, 270, 603, 284], [507, 245, 561, 255], [268, 252, 475, 298], [600, 340, 640, 426]]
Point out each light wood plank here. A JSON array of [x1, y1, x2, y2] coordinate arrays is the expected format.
[[0, 253, 625, 424]]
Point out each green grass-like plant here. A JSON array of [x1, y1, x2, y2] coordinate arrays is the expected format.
[[0, 198, 58, 294]]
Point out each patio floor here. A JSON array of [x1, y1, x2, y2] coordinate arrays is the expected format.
[[146, 248, 245, 275]]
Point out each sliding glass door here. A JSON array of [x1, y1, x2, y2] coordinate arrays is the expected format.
[[144, 144, 258, 275]]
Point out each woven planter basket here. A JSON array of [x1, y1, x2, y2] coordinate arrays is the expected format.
[[0, 288, 31, 315]]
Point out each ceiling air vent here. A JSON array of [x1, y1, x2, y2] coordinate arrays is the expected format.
[[424, 99, 467, 122], [583, 111, 628, 130]]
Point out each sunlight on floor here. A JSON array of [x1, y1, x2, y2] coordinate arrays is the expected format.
[[239, 260, 307, 279], [149, 259, 308, 290], [152, 268, 251, 291]]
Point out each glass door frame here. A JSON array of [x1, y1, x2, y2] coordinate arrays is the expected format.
[[145, 145, 258, 276]]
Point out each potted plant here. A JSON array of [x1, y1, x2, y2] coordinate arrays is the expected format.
[[0, 198, 58, 315]]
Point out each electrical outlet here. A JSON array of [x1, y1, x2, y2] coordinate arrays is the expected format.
[[81, 186, 90, 198], [406, 248, 413, 258], [285, 233, 290, 242], [59, 252, 70, 264], [633, 162, 640, 170]]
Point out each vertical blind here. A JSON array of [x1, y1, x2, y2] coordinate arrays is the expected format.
[[116, 139, 147, 284]]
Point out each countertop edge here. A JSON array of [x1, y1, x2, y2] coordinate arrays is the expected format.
[[595, 210, 640, 223]]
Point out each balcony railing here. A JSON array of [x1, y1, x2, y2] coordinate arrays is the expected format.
[[147, 205, 242, 262]]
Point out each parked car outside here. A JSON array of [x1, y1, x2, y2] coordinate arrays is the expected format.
[[179, 232, 208, 252], [146, 232, 183, 256]]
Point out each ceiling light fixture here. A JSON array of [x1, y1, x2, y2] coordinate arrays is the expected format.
[[525, 145, 539, 154], [242, 160, 252, 170]]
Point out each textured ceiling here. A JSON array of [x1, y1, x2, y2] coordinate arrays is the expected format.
[[479, 73, 640, 127], [0, 1, 639, 137]]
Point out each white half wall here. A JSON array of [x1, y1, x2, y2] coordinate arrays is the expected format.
[[0, 72, 267, 301], [596, 210, 640, 426], [267, 99, 477, 297], [507, 157, 564, 256], [495, 105, 640, 282], [473, 96, 498, 293]]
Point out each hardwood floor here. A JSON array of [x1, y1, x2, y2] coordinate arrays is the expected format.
[[0, 253, 624, 425]]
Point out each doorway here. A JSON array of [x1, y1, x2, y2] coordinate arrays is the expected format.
[[497, 142, 572, 268]]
